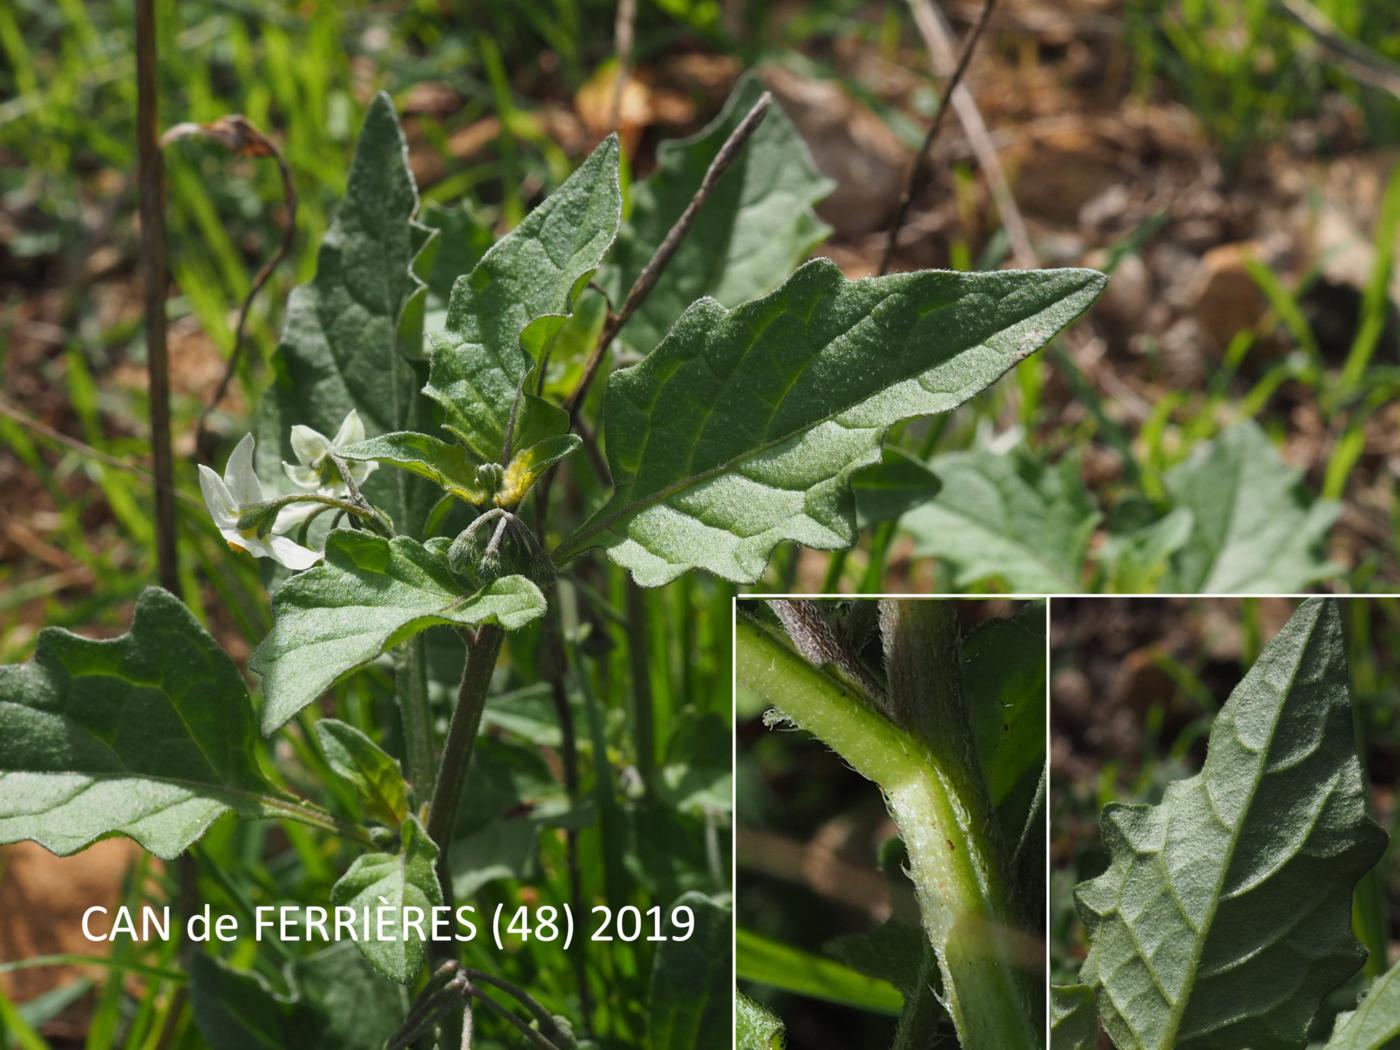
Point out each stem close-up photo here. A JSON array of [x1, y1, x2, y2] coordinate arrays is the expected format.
[[736, 598, 1047, 1050]]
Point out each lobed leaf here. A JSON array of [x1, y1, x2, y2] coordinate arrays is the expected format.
[[1325, 955, 1400, 1049], [1051, 984, 1099, 1050], [1163, 420, 1341, 593], [330, 816, 442, 983], [558, 260, 1105, 584], [602, 73, 833, 358], [0, 588, 287, 859], [901, 448, 1099, 592], [251, 531, 546, 733], [1074, 598, 1386, 1049], [424, 136, 622, 465], [255, 93, 432, 532]]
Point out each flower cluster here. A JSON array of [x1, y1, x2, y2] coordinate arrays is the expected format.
[[198, 410, 377, 570]]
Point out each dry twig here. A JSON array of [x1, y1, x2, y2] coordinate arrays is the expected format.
[[905, 0, 1036, 268], [880, 0, 1001, 275], [564, 92, 772, 417], [162, 115, 298, 454]]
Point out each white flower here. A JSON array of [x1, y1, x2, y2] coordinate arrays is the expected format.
[[283, 409, 377, 493], [199, 434, 320, 571]]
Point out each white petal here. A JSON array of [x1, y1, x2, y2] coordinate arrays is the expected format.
[[283, 461, 322, 490], [224, 434, 264, 506], [349, 459, 378, 485], [265, 533, 322, 571], [215, 525, 251, 555], [198, 465, 239, 529], [290, 425, 330, 467], [332, 409, 366, 448], [274, 500, 318, 531]]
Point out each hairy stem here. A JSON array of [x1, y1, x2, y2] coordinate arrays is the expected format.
[[736, 615, 1038, 1050], [241, 492, 392, 536], [427, 625, 505, 923], [136, 0, 177, 593], [397, 635, 436, 801]]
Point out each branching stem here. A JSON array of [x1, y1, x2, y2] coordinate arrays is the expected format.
[[563, 91, 772, 419]]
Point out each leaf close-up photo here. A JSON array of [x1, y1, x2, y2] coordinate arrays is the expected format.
[[1051, 597, 1400, 1050]]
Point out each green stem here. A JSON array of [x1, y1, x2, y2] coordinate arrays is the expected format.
[[261, 794, 374, 847], [624, 581, 658, 797], [426, 625, 505, 918], [736, 616, 1038, 1050], [397, 635, 436, 801], [240, 493, 392, 537]]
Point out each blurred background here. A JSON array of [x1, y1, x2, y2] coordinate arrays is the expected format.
[[1050, 596, 1400, 1042], [4, 0, 1400, 616]]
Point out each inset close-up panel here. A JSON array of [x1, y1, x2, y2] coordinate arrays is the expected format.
[[735, 597, 1047, 1050], [1051, 597, 1400, 1050]]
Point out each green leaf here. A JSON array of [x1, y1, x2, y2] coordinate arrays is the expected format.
[[330, 815, 442, 983], [1074, 598, 1386, 1050], [190, 953, 296, 1050], [0, 588, 290, 860], [737, 928, 904, 1015], [448, 818, 538, 899], [500, 432, 582, 507], [852, 446, 943, 528], [1325, 955, 1400, 1049], [424, 136, 621, 464], [255, 93, 431, 531], [314, 719, 408, 827], [558, 261, 1105, 584], [900, 448, 1100, 592], [648, 892, 731, 1050], [251, 531, 546, 733], [962, 602, 1047, 825], [190, 944, 405, 1050], [660, 710, 733, 813], [736, 991, 786, 1050], [1051, 985, 1099, 1050], [1097, 505, 1193, 593], [339, 431, 491, 505], [1163, 421, 1341, 592], [603, 73, 833, 357]]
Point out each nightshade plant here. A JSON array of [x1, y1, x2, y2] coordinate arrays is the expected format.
[[1053, 598, 1399, 1050], [736, 599, 1047, 1050], [0, 75, 1098, 1047]]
